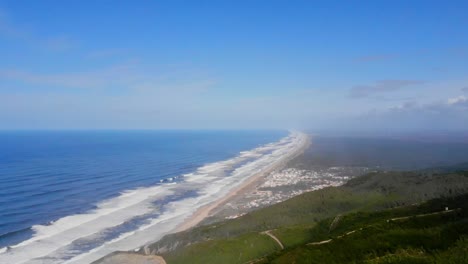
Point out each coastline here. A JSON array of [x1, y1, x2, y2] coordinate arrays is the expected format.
[[90, 132, 310, 264], [174, 132, 310, 232]]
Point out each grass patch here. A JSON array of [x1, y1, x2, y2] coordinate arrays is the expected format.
[[265, 194, 468, 264], [163, 232, 280, 264]]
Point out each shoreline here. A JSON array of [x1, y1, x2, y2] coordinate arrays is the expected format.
[[174, 132, 310, 233], [92, 132, 310, 264]]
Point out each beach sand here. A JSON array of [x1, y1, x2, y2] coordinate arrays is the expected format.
[[175, 133, 310, 232], [93, 133, 310, 264]]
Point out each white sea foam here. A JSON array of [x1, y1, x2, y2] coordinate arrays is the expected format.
[[0, 185, 174, 264], [0, 131, 309, 264]]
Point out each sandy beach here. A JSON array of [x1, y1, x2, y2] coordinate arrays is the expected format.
[[175, 132, 310, 232], [92, 132, 310, 264]]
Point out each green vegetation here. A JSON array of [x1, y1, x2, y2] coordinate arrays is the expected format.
[[163, 232, 280, 264], [143, 170, 468, 263], [270, 224, 316, 248], [264, 194, 468, 264]]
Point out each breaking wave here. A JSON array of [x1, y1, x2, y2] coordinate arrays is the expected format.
[[0, 131, 308, 264]]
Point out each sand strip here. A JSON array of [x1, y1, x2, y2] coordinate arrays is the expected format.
[[93, 133, 310, 264], [175, 133, 310, 232]]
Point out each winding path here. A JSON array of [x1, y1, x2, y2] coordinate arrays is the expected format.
[[261, 230, 284, 250], [307, 208, 462, 246]]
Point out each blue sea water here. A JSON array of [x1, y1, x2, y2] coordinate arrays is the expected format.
[[0, 130, 287, 253]]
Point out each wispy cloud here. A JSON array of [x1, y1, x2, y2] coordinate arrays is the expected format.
[[349, 80, 424, 98], [462, 87, 468, 93], [85, 48, 130, 59], [43, 35, 76, 52], [351, 95, 468, 131], [0, 65, 136, 89], [0, 62, 217, 95], [354, 54, 396, 63], [0, 59, 219, 129], [387, 95, 468, 115], [448, 46, 468, 57], [0, 8, 25, 39], [389, 101, 419, 111], [0, 8, 76, 52]]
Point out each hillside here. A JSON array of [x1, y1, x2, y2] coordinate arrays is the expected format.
[[117, 169, 468, 263], [260, 193, 468, 263]]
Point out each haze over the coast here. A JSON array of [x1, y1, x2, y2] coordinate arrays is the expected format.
[[1, 1, 468, 132]]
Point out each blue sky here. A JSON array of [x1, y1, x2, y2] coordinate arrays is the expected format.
[[1, 0, 468, 130]]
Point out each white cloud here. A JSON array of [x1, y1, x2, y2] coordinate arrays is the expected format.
[[349, 80, 424, 98], [390, 101, 418, 111], [448, 95, 468, 107]]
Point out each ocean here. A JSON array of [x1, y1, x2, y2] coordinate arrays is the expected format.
[[0, 130, 303, 263]]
